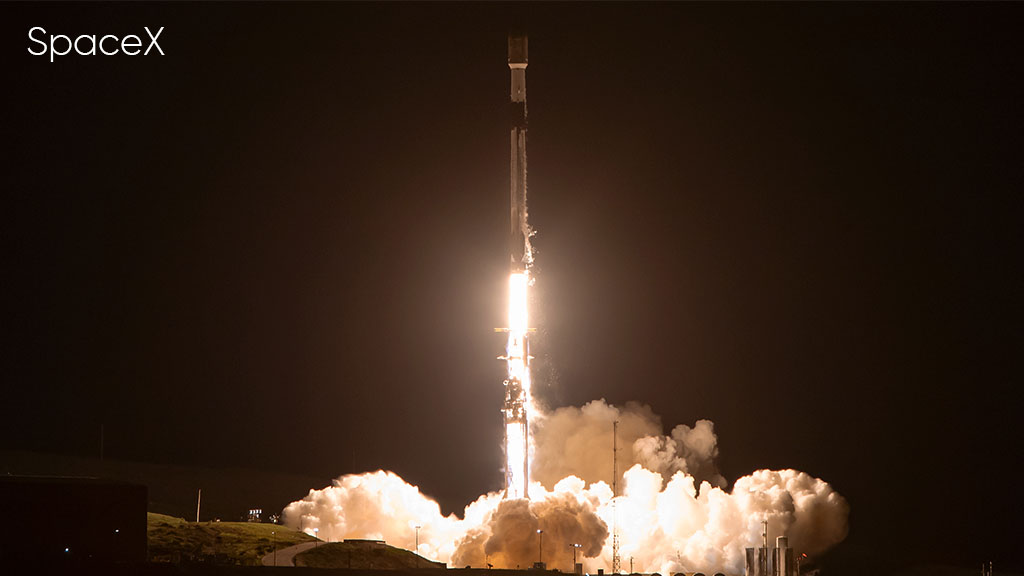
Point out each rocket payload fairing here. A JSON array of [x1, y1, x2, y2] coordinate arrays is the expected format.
[[502, 34, 531, 500]]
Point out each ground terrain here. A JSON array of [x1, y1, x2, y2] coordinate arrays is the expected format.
[[147, 512, 314, 565], [294, 541, 444, 569]]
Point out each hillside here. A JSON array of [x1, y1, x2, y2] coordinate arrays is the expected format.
[[295, 540, 445, 570], [147, 512, 314, 565]]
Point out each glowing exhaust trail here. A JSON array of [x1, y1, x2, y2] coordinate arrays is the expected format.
[[501, 271, 531, 499]]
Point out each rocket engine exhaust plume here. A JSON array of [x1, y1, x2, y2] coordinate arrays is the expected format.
[[283, 402, 849, 574], [501, 271, 533, 500]]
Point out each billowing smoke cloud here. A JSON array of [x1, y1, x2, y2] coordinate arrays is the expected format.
[[606, 466, 848, 574], [532, 400, 726, 489], [282, 470, 509, 563], [452, 477, 609, 569], [283, 401, 848, 575]]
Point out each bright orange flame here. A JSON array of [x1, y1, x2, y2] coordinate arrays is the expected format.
[[505, 271, 533, 499], [506, 272, 530, 387], [508, 273, 529, 333]]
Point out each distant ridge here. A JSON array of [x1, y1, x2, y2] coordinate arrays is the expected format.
[[0, 449, 330, 521]]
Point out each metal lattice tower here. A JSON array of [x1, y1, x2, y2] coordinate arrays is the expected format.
[[612, 420, 621, 574]]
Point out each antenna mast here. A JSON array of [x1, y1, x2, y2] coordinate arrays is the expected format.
[[762, 520, 768, 576], [612, 420, 621, 574]]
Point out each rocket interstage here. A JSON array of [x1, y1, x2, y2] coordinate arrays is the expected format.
[[502, 34, 532, 500]]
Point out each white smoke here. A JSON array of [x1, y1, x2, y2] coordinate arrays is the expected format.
[[605, 465, 848, 574], [283, 401, 848, 575]]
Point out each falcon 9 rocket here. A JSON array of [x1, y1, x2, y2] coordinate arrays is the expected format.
[[501, 34, 532, 500]]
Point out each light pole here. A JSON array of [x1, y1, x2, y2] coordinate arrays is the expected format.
[[272, 531, 277, 566], [570, 543, 582, 573], [536, 530, 544, 566], [630, 557, 634, 574], [414, 525, 422, 568], [314, 528, 320, 548]]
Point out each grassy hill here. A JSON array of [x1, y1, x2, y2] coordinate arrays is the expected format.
[[147, 512, 314, 565], [295, 541, 445, 570]]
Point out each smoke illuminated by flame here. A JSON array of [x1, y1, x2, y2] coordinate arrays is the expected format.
[[283, 275, 851, 572], [284, 400, 849, 574], [281, 189, 848, 574]]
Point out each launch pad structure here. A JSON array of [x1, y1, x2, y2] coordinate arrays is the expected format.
[[498, 34, 532, 501]]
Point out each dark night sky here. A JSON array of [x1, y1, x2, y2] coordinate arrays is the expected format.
[[3, 2, 1022, 572]]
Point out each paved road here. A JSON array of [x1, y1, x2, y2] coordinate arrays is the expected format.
[[261, 541, 318, 567]]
